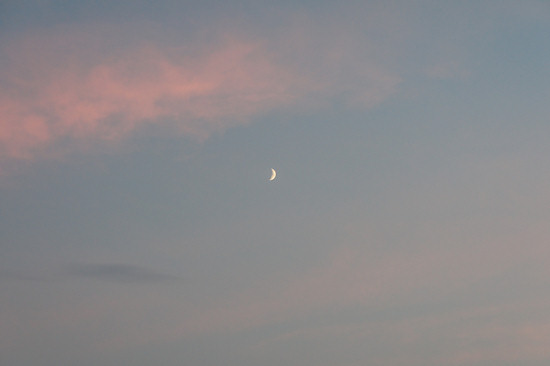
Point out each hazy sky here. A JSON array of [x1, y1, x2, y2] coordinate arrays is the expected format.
[[2, 1, 550, 365]]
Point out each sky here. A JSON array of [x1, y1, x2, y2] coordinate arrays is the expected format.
[[1, 1, 550, 365]]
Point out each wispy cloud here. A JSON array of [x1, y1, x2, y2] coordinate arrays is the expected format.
[[174, 213, 550, 336], [0, 22, 401, 169], [0, 32, 301, 162]]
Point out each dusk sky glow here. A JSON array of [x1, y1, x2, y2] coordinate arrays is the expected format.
[[2, 1, 550, 365]]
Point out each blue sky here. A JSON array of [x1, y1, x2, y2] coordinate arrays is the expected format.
[[2, 1, 550, 365]]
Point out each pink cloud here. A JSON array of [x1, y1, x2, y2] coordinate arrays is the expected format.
[[169, 214, 550, 338], [0, 25, 401, 169], [0, 32, 303, 164]]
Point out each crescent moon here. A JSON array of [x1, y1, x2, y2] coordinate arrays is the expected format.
[[269, 168, 277, 181]]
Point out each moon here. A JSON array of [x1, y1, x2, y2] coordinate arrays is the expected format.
[[269, 168, 277, 181]]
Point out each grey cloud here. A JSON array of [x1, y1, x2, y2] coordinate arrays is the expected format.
[[65, 263, 178, 283]]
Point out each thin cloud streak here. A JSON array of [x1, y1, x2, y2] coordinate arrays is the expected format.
[[65, 263, 178, 283]]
